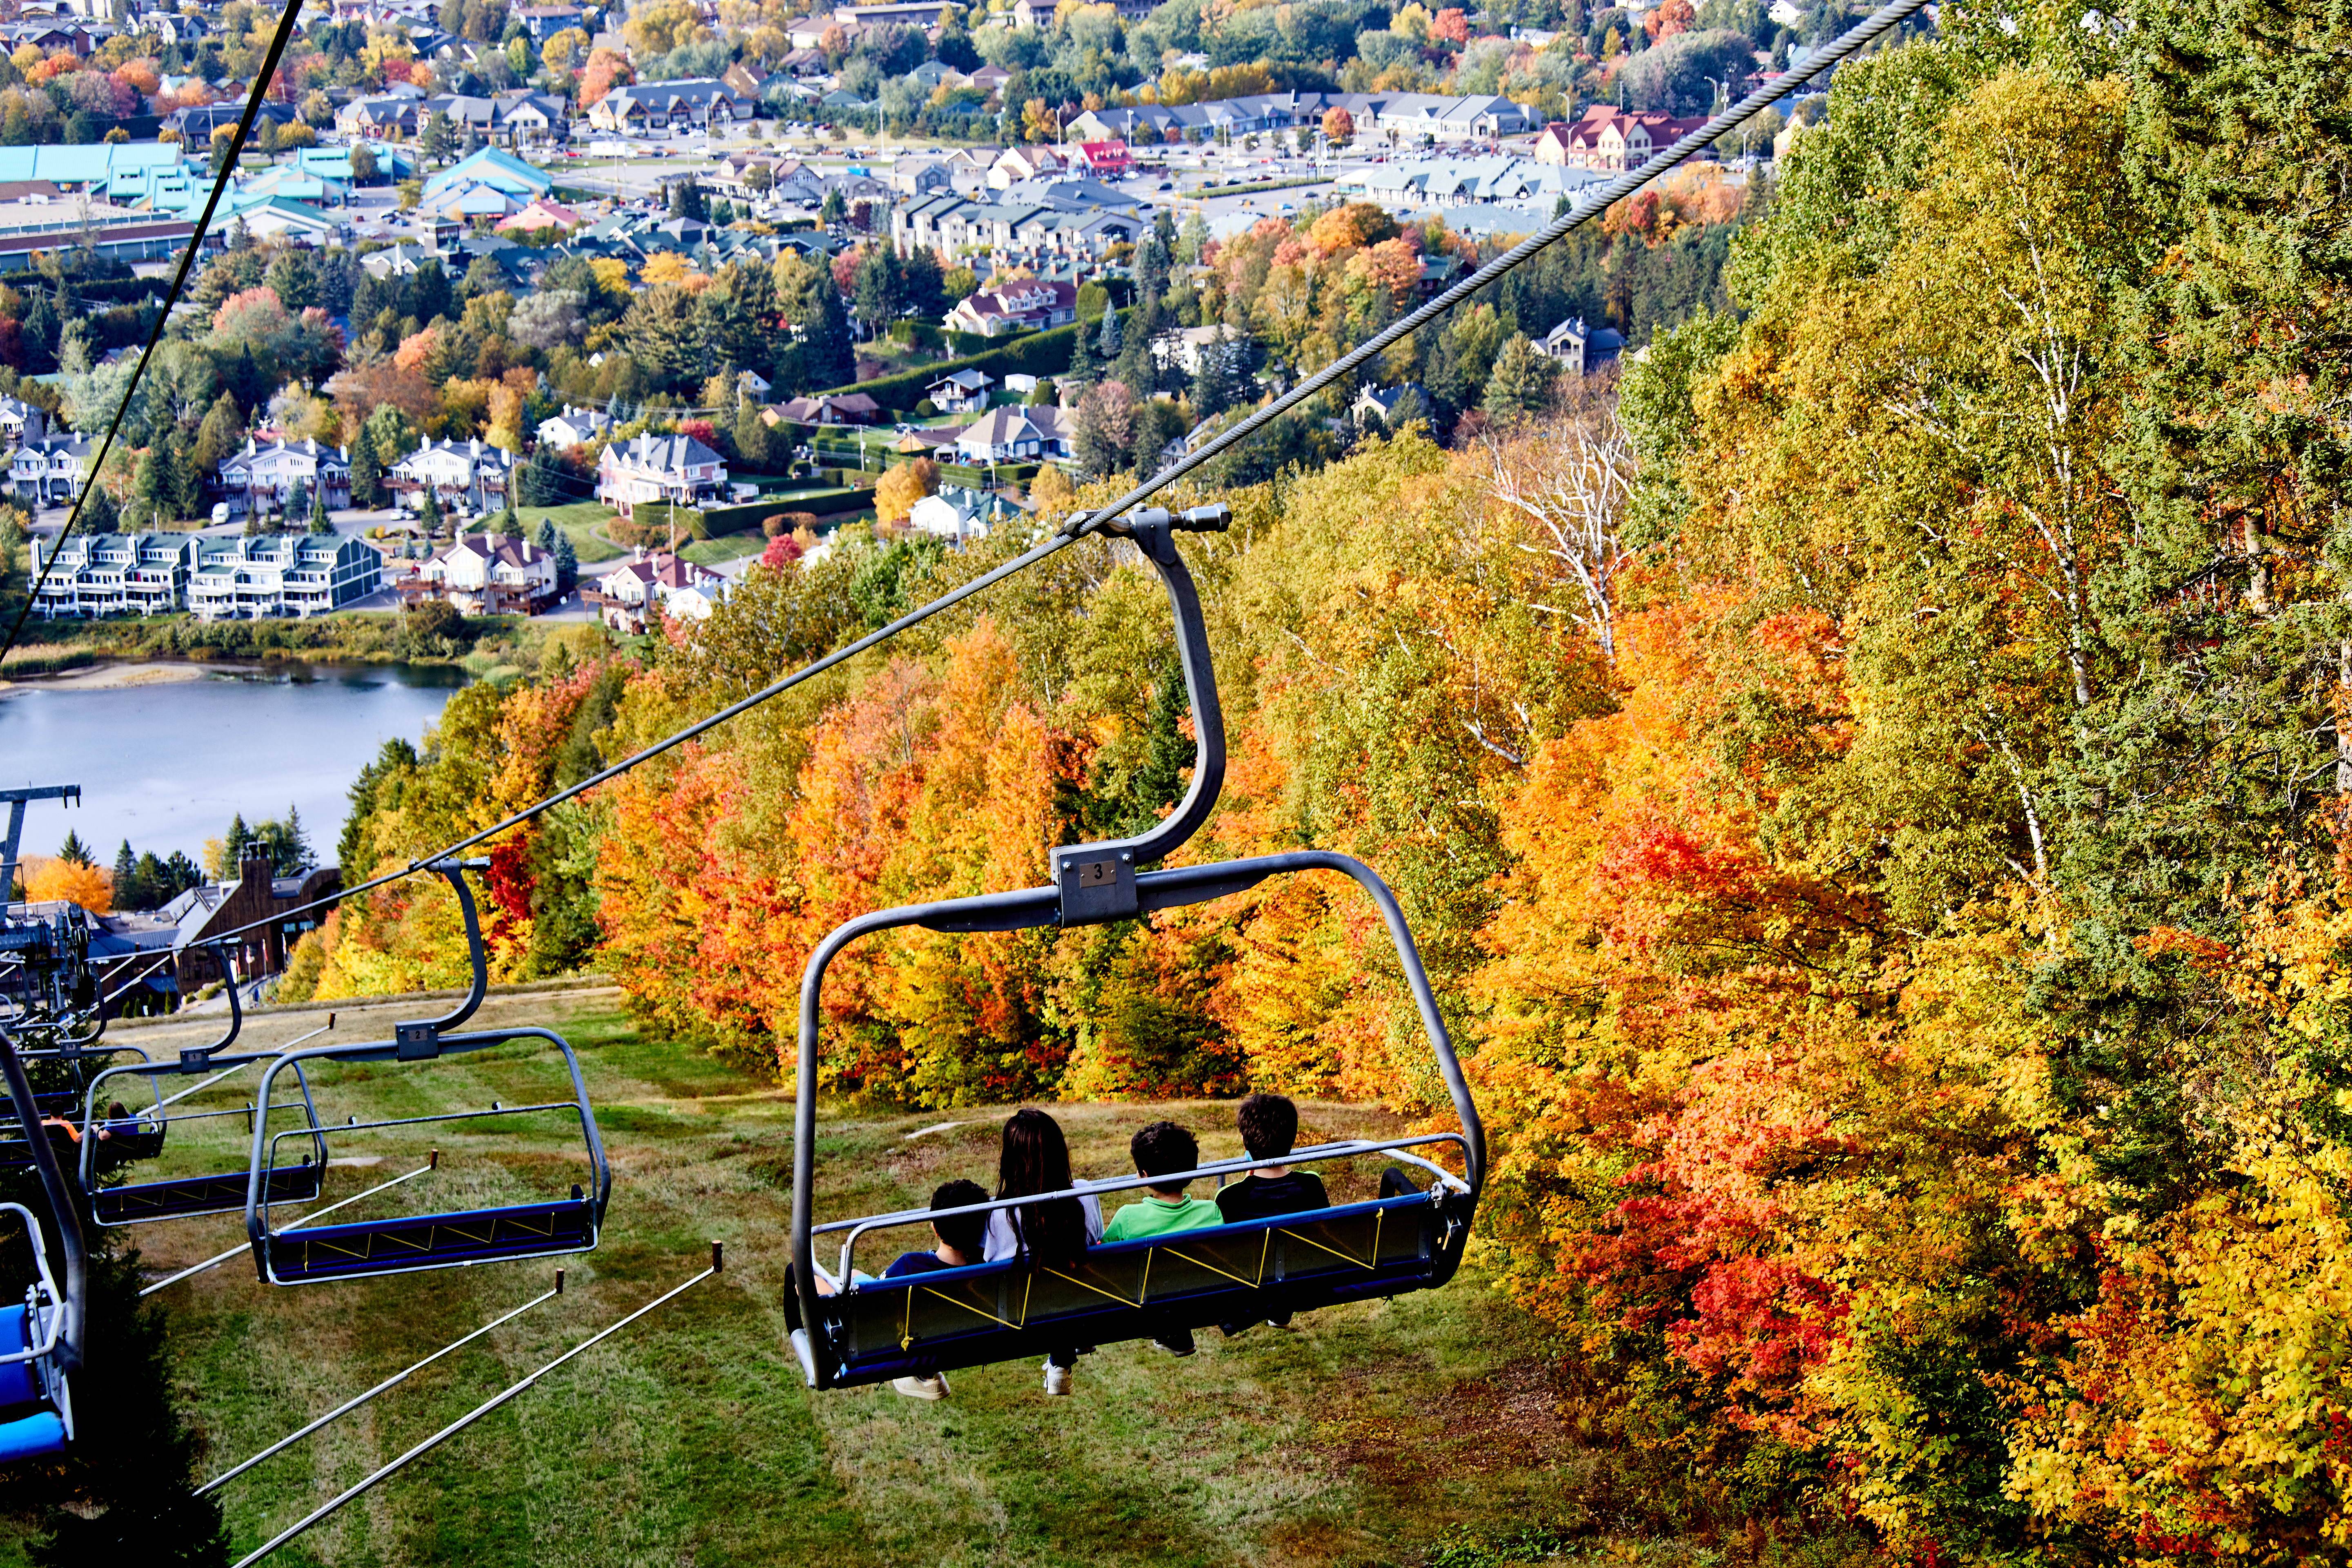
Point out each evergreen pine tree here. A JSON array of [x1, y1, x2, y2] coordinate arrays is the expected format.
[[806, 280, 855, 390], [310, 484, 332, 533], [419, 485, 442, 535], [56, 831, 91, 867], [1065, 314, 1101, 385], [1098, 306, 1122, 361], [220, 813, 248, 875], [111, 840, 137, 909], [349, 421, 383, 509], [553, 531, 577, 592], [535, 517, 558, 554]]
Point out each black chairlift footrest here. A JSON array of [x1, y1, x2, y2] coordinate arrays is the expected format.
[[263, 1198, 599, 1285], [802, 1194, 1467, 1390], [95, 1163, 316, 1225]]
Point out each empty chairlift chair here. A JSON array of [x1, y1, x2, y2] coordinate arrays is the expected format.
[[244, 862, 612, 1286], [786, 508, 1487, 1391], [78, 945, 328, 1224], [0, 1029, 85, 1462]]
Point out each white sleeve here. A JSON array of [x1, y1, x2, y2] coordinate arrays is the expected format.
[[983, 1208, 1017, 1264]]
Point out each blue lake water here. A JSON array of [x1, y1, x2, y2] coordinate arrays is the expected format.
[[0, 662, 468, 864]]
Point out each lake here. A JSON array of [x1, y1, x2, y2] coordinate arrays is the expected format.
[[0, 661, 468, 865]]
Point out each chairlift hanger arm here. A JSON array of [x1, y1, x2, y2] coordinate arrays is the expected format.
[[0, 1033, 82, 1376]]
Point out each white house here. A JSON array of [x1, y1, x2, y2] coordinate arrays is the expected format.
[[588, 548, 728, 633], [399, 532, 559, 615], [0, 396, 46, 442], [595, 433, 728, 518], [925, 368, 992, 413], [943, 278, 1078, 338], [391, 437, 522, 513], [906, 483, 1008, 543], [31, 532, 194, 618], [535, 403, 611, 450], [7, 434, 88, 503], [215, 437, 351, 517], [1536, 316, 1624, 376]]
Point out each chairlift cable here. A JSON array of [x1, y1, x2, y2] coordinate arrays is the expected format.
[[196, 1271, 564, 1496], [134, 0, 1929, 956], [229, 1245, 721, 1568], [0, 0, 319, 668], [138, 1156, 435, 1297]]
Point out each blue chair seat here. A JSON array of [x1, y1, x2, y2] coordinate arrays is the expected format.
[[266, 1198, 598, 1284], [0, 1305, 35, 1407], [799, 1194, 1469, 1389], [96, 1163, 317, 1225], [0, 1412, 65, 1463]]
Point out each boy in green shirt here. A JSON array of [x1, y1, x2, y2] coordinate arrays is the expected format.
[[1102, 1120, 1220, 1356]]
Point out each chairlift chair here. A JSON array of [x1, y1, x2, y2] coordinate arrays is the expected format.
[[244, 863, 612, 1286], [78, 944, 328, 1225], [786, 507, 1487, 1392], [0, 1029, 86, 1463]]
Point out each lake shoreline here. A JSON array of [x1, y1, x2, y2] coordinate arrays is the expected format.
[[0, 660, 217, 695]]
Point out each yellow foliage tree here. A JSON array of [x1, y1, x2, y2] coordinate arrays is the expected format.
[[874, 459, 938, 523], [20, 855, 111, 913]]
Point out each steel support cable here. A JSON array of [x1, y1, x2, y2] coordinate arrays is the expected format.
[[0, 0, 318, 666], [129, 0, 1931, 959], [229, 1245, 722, 1568], [197, 1272, 564, 1495]]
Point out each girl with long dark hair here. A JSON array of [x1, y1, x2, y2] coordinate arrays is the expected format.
[[985, 1107, 1102, 1395]]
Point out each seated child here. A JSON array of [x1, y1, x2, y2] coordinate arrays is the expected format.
[[1215, 1092, 1329, 1334], [883, 1179, 989, 1278], [878, 1178, 991, 1401], [1102, 1120, 1221, 1356], [1214, 1093, 1329, 1224]]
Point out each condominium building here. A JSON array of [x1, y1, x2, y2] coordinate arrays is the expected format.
[[31, 532, 196, 619], [186, 535, 383, 620]]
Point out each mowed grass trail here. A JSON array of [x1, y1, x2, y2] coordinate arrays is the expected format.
[[6, 991, 1621, 1568]]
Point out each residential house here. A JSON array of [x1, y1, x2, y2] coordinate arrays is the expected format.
[[942, 277, 1077, 337], [513, 3, 586, 40], [535, 403, 611, 449], [0, 396, 45, 442], [906, 483, 1010, 543], [594, 432, 728, 518], [336, 95, 423, 139], [1071, 140, 1132, 176], [390, 436, 521, 512], [988, 145, 1065, 188], [586, 548, 728, 633], [585, 78, 752, 134], [214, 437, 352, 517], [925, 368, 992, 413], [890, 156, 951, 196], [1535, 315, 1624, 376], [952, 407, 1045, 464], [7, 434, 88, 503], [398, 531, 560, 614], [186, 534, 383, 619], [30, 532, 195, 618], [765, 393, 881, 425]]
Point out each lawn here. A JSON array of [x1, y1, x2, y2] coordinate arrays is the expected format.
[[679, 533, 766, 568], [18, 991, 1689, 1568], [513, 501, 626, 564]]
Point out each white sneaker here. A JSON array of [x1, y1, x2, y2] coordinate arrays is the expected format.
[[891, 1374, 949, 1401], [1042, 1362, 1073, 1396]]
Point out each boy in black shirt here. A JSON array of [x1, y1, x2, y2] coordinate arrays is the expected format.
[[1216, 1093, 1329, 1223], [1216, 1094, 1327, 1335]]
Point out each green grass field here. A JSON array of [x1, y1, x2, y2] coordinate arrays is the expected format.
[[513, 502, 627, 564], [25, 991, 1674, 1568]]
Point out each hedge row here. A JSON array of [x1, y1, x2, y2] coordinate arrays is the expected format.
[[818, 311, 1116, 412], [2, 274, 153, 306], [697, 488, 870, 533]]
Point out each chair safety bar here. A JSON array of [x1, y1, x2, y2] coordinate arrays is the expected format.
[[822, 1131, 1472, 1283], [244, 1027, 611, 1287], [79, 1051, 327, 1225], [786, 512, 1487, 1385]]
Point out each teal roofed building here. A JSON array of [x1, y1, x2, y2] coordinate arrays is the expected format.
[[421, 147, 550, 204], [0, 142, 189, 190], [102, 160, 203, 216]]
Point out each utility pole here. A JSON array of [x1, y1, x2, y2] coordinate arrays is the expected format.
[[0, 785, 81, 904]]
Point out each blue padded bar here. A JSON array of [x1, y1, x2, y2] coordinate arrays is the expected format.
[[0, 1412, 65, 1463], [268, 1199, 596, 1283], [97, 1164, 317, 1225]]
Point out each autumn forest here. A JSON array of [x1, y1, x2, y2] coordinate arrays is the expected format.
[[283, 0, 2352, 1559]]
